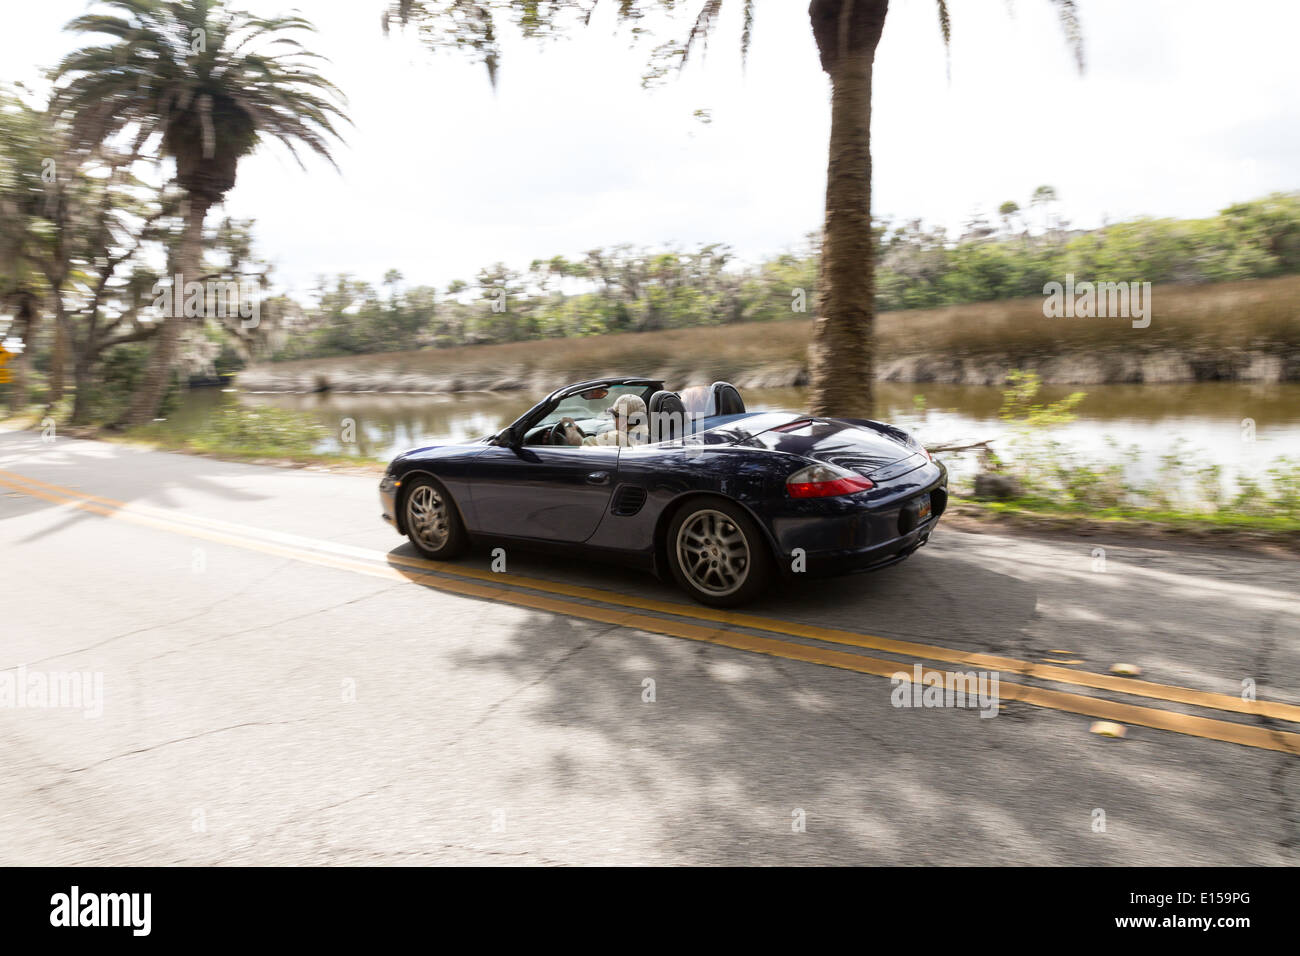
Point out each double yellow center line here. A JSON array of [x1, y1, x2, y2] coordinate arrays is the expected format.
[[3, 465, 1298, 755]]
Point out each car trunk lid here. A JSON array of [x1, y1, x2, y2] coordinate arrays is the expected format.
[[732, 415, 920, 476]]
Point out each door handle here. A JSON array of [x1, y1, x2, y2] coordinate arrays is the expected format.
[[586, 471, 610, 485]]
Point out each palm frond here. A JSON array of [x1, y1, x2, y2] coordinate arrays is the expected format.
[[1050, 0, 1085, 72], [53, 0, 348, 203], [938, 0, 1084, 78], [740, 0, 755, 69], [936, 0, 952, 80], [681, 0, 722, 70]]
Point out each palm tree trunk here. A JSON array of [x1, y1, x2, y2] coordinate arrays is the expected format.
[[48, 301, 68, 403], [7, 293, 38, 412], [124, 198, 210, 426], [808, 0, 888, 420], [71, 353, 93, 425]]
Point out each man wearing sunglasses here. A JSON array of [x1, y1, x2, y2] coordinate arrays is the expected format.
[[582, 393, 650, 446]]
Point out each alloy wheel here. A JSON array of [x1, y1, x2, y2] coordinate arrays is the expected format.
[[407, 484, 449, 552], [675, 508, 751, 597]]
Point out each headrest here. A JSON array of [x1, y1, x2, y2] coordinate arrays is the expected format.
[[710, 381, 745, 416], [647, 390, 688, 442]]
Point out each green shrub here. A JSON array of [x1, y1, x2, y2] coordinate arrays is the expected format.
[[189, 404, 325, 456]]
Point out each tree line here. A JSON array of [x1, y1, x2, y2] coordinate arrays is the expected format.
[[265, 191, 1300, 361], [3, 0, 1091, 429]]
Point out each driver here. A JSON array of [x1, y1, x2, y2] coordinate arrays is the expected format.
[[582, 394, 649, 447]]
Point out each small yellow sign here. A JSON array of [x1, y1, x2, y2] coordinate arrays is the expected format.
[[0, 346, 13, 384]]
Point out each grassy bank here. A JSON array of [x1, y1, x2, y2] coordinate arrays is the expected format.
[[941, 464, 1300, 548], [239, 274, 1300, 393], [125, 404, 386, 470], [947, 497, 1300, 553], [2, 405, 386, 473]]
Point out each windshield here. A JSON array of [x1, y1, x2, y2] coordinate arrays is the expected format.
[[535, 385, 653, 429]]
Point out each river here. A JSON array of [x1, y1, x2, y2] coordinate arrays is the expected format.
[[173, 382, 1300, 494]]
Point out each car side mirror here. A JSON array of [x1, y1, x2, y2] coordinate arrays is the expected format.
[[495, 426, 519, 447]]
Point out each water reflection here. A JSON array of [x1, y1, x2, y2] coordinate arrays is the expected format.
[[173, 383, 1300, 487], [242, 390, 526, 458]]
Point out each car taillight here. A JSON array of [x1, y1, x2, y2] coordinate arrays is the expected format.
[[786, 463, 874, 498]]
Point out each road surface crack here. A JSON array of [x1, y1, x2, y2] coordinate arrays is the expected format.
[[1247, 615, 1300, 855], [63, 719, 308, 774], [137, 582, 403, 663], [467, 627, 607, 731], [13, 558, 298, 668]]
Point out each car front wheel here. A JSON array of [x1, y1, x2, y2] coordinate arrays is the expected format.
[[403, 476, 468, 560]]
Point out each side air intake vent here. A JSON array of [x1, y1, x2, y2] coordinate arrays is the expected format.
[[610, 486, 648, 517]]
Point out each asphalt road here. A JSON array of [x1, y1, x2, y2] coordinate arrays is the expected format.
[[1, 427, 1297, 865]]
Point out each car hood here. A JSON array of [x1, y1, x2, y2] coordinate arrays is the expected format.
[[394, 435, 489, 463], [727, 413, 922, 476]]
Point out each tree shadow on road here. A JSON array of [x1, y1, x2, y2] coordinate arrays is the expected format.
[[400, 537, 1295, 864], [0, 432, 271, 544], [417, 544, 1073, 863]]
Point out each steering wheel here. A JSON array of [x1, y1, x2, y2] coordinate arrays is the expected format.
[[548, 418, 585, 446]]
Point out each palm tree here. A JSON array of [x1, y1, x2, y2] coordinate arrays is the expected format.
[[0, 89, 56, 412], [54, 0, 347, 424], [385, 0, 1083, 418], [998, 200, 1022, 236], [1031, 183, 1060, 236]]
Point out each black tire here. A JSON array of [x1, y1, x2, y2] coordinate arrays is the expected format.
[[402, 476, 468, 560], [666, 496, 772, 607]]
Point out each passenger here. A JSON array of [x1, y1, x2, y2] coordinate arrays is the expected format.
[[678, 385, 712, 418], [583, 394, 649, 447]]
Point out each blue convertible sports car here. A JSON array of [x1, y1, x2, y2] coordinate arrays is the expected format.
[[379, 377, 947, 607]]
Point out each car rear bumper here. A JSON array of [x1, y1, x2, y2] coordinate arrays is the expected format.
[[767, 463, 948, 579], [790, 515, 938, 578]]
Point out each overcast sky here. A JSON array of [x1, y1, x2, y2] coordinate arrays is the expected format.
[[4, 0, 1298, 297]]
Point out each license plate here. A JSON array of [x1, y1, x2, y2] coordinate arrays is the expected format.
[[915, 493, 932, 522]]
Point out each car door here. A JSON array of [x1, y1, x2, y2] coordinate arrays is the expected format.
[[468, 444, 620, 543]]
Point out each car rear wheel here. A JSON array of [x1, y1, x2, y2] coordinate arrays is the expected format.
[[403, 477, 467, 560], [667, 498, 771, 607]]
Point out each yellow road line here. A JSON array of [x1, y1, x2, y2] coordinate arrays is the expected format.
[[11, 471, 1300, 756], [388, 560, 1300, 723], [5, 467, 1300, 733]]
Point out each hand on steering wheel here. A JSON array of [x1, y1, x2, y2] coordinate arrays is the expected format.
[[549, 418, 584, 446]]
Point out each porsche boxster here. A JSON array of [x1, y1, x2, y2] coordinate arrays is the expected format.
[[379, 377, 947, 606]]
